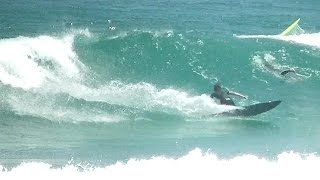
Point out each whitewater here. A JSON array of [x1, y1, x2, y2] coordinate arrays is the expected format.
[[1, 149, 320, 180]]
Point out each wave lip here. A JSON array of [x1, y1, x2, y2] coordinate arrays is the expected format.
[[1, 149, 320, 180], [0, 30, 89, 90]]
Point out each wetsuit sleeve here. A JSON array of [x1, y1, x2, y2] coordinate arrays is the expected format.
[[223, 88, 230, 95]]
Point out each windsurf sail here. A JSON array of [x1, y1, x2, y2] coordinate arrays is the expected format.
[[280, 18, 305, 36]]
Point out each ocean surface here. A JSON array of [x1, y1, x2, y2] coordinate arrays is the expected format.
[[1, 0, 320, 179]]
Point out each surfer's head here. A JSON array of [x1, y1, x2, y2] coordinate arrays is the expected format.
[[213, 83, 221, 92]]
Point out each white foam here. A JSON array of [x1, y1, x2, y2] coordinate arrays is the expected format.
[[0, 31, 88, 90], [236, 33, 320, 49], [58, 81, 239, 118], [6, 78, 237, 122], [1, 149, 320, 180]]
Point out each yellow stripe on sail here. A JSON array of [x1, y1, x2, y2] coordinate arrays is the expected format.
[[280, 18, 300, 36]]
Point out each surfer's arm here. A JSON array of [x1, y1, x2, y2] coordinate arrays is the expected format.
[[228, 91, 248, 99]]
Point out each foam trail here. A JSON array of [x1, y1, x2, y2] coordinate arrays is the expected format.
[[7, 93, 126, 123], [57, 81, 239, 117], [107, 29, 175, 40], [6, 80, 238, 122], [236, 33, 320, 49], [1, 149, 320, 180]]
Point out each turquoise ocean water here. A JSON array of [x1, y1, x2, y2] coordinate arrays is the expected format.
[[1, 0, 320, 179]]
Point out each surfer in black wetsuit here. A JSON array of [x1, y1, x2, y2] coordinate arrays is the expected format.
[[210, 83, 247, 106], [259, 57, 305, 78]]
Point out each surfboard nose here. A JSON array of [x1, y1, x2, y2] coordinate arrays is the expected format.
[[271, 100, 281, 106]]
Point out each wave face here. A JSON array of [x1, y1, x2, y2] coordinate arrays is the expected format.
[[0, 0, 320, 174]]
